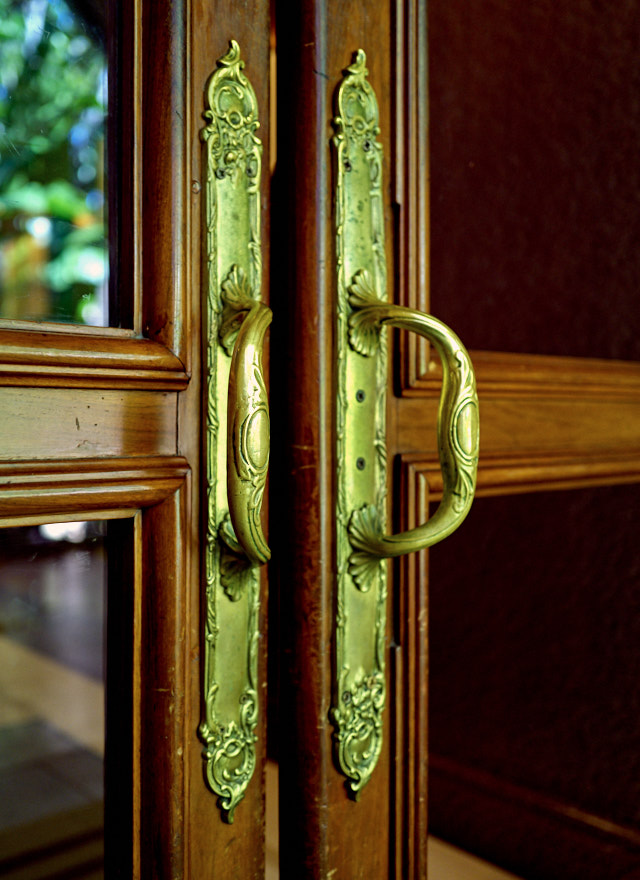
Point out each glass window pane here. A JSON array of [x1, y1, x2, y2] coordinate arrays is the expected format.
[[0, 520, 107, 875], [0, 0, 109, 326]]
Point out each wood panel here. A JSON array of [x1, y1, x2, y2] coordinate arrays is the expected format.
[[427, 0, 640, 365], [0, 388, 177, 461], [0, 456, 188, 518], [0, 330, 187, 389], [0, 0, 279, 875], [404, 350, 640, 400], [185, 2, 272, 879], [400, 451, 640, 501], [429, 755, 640, 880], [392, 451, 429, 879], [395, 393, 640, 459], [427, 484, 640, 880], [395, 0, 430, 389], [274, 1, 397, 877]]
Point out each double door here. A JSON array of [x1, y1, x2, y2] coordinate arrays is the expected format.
[[1, 1, 640, 878]]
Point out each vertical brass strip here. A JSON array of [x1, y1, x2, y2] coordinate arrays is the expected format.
[[332, 50, 389, 796], [199, 41, 263, 823]]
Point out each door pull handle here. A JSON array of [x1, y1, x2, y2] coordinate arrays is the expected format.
[[198, 42, 269, 823], [331, 51, 479, 796], [347, 299, 478, 572], [226, 299, 272, 566]]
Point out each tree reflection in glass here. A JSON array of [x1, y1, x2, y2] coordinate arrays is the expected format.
[[0, 0, 108, 325]]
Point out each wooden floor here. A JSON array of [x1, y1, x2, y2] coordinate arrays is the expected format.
[[0, 536, 521, 879], [0, 635, 521, 879], [265, 762, 520, 880]]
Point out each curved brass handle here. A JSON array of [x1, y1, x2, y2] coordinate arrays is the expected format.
[[227, 301, 272, 565], [348, 303, 479, 559]]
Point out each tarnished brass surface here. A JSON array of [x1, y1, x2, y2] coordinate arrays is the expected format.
[[332, 51, 388, 798], [348, 301, 478, 566], [332, 50, 478, 797], [198, 42, 269, 823], [227, 301, 272, 564]]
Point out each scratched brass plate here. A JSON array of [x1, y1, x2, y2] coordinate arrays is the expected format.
[[198, 41, 263, 823], [331, 50, 388, 797]]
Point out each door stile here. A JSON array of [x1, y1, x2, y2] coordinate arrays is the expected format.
[[273, 4, 334, 877], [186, 3, 272, 878], [275, 2, 425, 876]]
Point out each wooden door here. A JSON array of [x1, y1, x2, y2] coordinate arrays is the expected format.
[[423, 3, 640, 878], [0, 0, 274, 877], [274, 1, 640, 879], [5, 1, 637, 878], [274, 2, 433, 877]]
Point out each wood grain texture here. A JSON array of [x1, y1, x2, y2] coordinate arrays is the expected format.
[[0, 330, 188, 389], [395, 394, 640, 459], [395, 0, 430, 389], [138, 487, 189, 879], [428, 485, 640, 879], [184, 2, 272, 878], [0, 456, 189, 517], [429, 756, 640, 880], [400, 451, 640, 501], [0, 388, 177, 461], [274, 2, 396, 877], [404, 350, 640, 400], [392, 452, 429, 879], [427, 0, 640, 364], [140, 0, 188, 360]]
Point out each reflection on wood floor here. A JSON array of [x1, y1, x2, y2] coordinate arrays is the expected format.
[[0, 529, 521, 879], [265, 761, 520, 880], [0, 527, 105, 879]]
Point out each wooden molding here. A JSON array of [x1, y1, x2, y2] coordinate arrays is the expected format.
[[0, 456, 189, 520], [400, 349, 640, 400], [394, 0, 430, 391], [0, 329, 188, 389], [392, 440, 429, 880], [429, 755, 640, 878], [400, 450, 640, 503]]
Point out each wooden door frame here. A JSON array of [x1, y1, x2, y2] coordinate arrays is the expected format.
[[273, 2, 431, 877]]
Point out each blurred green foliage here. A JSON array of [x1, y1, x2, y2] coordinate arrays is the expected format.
[[0, 0, 107, 324]]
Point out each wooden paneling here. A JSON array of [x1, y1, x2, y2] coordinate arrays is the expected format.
[[0, 330, 187, 389], [400, 451, 640, 501], [395, 393, 640, 460], [427, 484, 640, 879], [404, 350, 640, 399], [395, 0, 430, 389], [392, 450, 429, 879], [185, 3, 271, 879], [0, 388, 177, 461], [427, 0, 640, 364], [0, 456, 188, 518], [274, 1, 397, 876]]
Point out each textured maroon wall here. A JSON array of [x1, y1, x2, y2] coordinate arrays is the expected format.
[[429, 0, 640, 361]]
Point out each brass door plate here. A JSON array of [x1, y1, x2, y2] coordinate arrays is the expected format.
[[198, 41, 264, 823], [332, 50, 388, 797]]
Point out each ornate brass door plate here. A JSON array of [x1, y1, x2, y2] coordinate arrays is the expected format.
[[332, 50, 388, 797], [331, 51, 479, 798], [198, 41, 270, 823]]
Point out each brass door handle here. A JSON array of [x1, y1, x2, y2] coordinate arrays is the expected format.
[[330, 50, 479, 798], [348, 302, 478, 565], [199, 42, 269, 823], [227, 301, 272, 565]]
